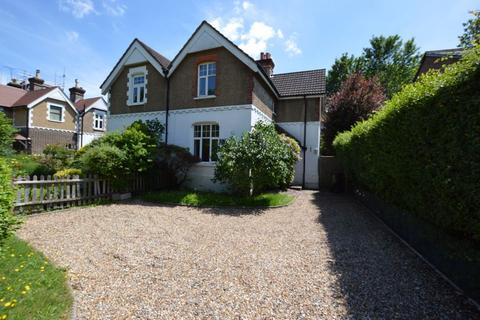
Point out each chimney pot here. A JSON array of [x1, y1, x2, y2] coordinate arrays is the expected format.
[[28, 69, 45, 91], [7, 78, 22, 89], [256, 52, 275, 77]]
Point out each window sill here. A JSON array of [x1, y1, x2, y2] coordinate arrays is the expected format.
[[127, 101, 147, 106], [48, 119, 64, 123], [194, 95, 216, 100], [93, 128, 106, 132]]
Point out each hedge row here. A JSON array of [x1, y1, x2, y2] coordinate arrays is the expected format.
[[334, 46, 480, 243], [0, 157, 20, 245]]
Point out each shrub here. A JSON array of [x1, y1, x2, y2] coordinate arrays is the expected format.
[[322, 73, 385, 155], [0, 112, 16, 157], [152, 145, 198, 188], [77, 144, 127, 190], [0, 158, 21, 246], [54, 168, 82, 178], [333, 46, 480, 242], [214, 122, 300, 195], [35, 145, 75, 175]]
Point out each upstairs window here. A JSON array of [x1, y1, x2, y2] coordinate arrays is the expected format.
[[48, 104, 63, 122], [127, 66, 147, 106], [193, 123, 219, 162], [198, 62, 216, 97], [93, 113, 105, 130], [132, 75, 145, 104]]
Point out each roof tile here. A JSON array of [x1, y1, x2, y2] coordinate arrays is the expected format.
[[271, 69, 326, 97], [0, 84, 27, 108]]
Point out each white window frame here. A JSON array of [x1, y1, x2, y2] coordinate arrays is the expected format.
[[127, 66, 148, 106], [47, 103, 64, 123], [193, 123, 220, 162], [197, 62, 216, 98], [93, 112, 105, 131]]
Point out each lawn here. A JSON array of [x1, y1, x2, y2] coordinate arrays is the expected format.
[[142, 190, 295, 207], [0, 236, 72, 320]]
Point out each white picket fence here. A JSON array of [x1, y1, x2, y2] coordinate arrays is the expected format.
[[13, 175, 112, 212]]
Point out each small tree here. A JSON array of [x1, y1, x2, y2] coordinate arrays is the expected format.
[[459, 10, 480, 48], [0, 112, 16, 157], [322, 73, 385, 155], [214, 122, 300, 195]]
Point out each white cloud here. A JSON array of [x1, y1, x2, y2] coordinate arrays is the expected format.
[[242, 1, 253, 10], [102, 0, 127, 16], [59, 0, 95, 18], [285, 35, 302, 56], [65, 30, 79, 42], [208, 1, 302, 59]]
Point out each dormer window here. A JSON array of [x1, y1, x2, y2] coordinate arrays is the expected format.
[[93, 112, 105, 131], [127, 66, 148, 106], [197, 62, 216, 97]]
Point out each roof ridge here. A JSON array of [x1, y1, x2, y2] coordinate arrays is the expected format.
[[136, 39, 171, 68], [272, 69, 325, 77]]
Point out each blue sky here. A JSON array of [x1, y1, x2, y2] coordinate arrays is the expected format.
[[0, 0, 476, 97]]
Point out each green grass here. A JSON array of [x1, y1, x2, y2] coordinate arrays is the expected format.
[[6, 154, 44, 177], [0, 236, 72, 320], [142, 190, 295, 207]]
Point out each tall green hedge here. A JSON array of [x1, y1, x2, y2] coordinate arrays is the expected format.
[[334, 46, 480, 242], [0, 158, 21, 246]]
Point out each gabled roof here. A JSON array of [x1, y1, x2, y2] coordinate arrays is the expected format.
[[100, 38, 171, 94], [11, 87, 56, 107], [272, 69, 326, 97], [0, 84, 27, 108], [167, 20, 280, 96], [75, 97, 101, 112], [414, 48, 464, 80], [137, 39, 171, 69]]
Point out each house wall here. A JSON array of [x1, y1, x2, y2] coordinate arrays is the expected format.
[[29, 127, 77, 154], [109, 62, 167, 115], [82, 110, 107, 134], [169, 47, 252, 110], [30, 99, 77, 131], [13, 107, 27, 127], [275, 97, 321, 123], [252, 76, 275, 119]]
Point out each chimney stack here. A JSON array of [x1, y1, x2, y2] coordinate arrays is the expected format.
[[7, 78, 23, 89], [256, 52, 275, 77], [28, 69, 45, 91], [68, 79, 86, 103]]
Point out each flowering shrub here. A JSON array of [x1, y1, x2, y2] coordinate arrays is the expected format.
[[53, 168, 82, 178], [214, 122, 300, 195]]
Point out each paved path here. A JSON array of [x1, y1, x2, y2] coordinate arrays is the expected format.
[[18, 191, 479, 319]]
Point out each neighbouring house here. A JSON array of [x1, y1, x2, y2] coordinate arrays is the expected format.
[[0, 71, 107, 153], [414, 48, 464, 80], [101, 20, 325, 190]]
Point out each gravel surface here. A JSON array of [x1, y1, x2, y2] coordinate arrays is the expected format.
[[18, 191, 479, 319]]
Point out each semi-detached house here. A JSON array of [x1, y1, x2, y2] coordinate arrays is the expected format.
[[101, 21, 326, 191]]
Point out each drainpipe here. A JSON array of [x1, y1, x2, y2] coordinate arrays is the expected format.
[[302, 95, 307, 189], [80, 107, 85, 148], [163, 67, 170, 144], [25, 108, 31, 153]]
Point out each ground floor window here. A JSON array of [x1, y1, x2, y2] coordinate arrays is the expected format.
[[194, 123, 219, 162]]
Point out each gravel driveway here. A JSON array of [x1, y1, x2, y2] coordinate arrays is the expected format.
[[18, 191, 479, 319]]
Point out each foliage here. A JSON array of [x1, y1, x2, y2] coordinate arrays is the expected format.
[[0, 236, 72, 319], [326, 53, 363, 93], [322, 73, 385, 155], [37, 145, 75, 176], [333, 46, 480, 242], [214, 122, 300, 196], [6, 154, 42, 177], [326, 35, 420, 98], [142, 190, 294, 207], [152, 145, 198, 188], [53, 168, 82, 178], [77, 144, 127, 190], [0, 158, 21, 247], [77, 120, 158, 190], [459, 10, 480, 48], [0, 112, 16, 157], [145, 119, 165, 145]]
